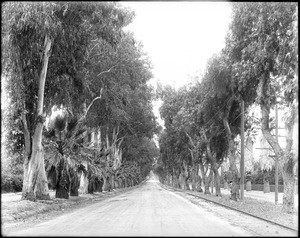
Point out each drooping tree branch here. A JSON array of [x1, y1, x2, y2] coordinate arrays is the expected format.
[[97, 65, 118, 77], [80, 88, 103, 122]]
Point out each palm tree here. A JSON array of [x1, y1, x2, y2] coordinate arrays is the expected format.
[[44, 111, 90, 198]]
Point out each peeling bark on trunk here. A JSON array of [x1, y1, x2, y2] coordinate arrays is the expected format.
[[34, 149, 50, 200], [21, 35, 52, 201], [23, 120, 51, 200]]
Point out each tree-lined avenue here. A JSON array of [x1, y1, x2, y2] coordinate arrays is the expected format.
[[6, 173, 251, 236]]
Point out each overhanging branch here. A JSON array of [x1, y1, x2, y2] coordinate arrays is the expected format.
[[185, 131, 195, 148], [97, 65, 118, 77], [81, 88, 103, 121]]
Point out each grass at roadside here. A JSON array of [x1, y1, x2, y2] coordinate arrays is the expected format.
[[168, 186, 298, 231]]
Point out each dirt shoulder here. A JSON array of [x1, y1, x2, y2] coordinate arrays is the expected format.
[[1, 184, 143, 235], [160, 184, 298, 236]]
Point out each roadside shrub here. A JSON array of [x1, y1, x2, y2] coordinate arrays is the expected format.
[[1, 153, 23, 193], [251, 164, 283, 185]]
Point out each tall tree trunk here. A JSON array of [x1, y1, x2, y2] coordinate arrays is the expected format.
[[191, 164, 202, 192], [21, 35, 52, 201], [212, 165, 221, 196], [282, 160, 295, 213], [203, 131, 222, 197], [204, 170, 213, 194], [199, 160, 213, 195], [21, 113, 31, 199], [34, 149, 50, 199], [182, 162, 190, 190], [223, 117, 239, 200], [179, 172, 185, 190]]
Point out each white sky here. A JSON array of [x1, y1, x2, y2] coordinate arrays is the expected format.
[[122, 1, 232, 89], [121, 1, 232, 129]]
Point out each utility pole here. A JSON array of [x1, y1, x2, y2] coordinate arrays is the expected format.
[[275, 104, 279, 204], [240, 100, 245, 201]]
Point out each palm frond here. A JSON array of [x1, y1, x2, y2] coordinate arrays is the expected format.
[[44, 151, 62, 169]]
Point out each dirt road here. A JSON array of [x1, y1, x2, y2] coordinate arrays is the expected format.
[[5, 177, 253, 236]]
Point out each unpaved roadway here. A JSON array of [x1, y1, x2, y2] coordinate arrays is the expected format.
[[6, 178, 254, 236]]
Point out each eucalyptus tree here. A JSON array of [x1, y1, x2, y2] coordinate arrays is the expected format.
[[200, 53, 245, 199], [158, 86, 192, 189], [191, 84, 228, 196], [79, 27, 159, 186], [177, 84, 208, 193], [2, 2, 134, 201], [158, 78, 229, 195], [227, 2, 298, 212], [157, 130, 173, 185]]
